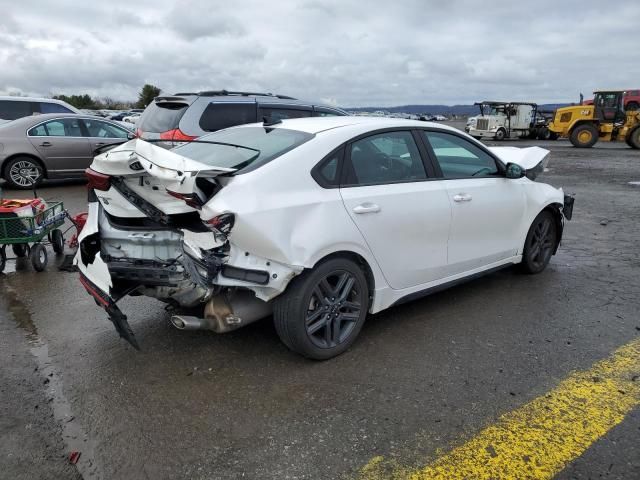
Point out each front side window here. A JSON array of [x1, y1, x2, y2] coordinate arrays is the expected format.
[[39, 102, 73, 114], [345, 131, 426, 186], [199, 103, 257, 132], [28, 118, 84, 137], [83, 119, 129, 138], [422, 131, 499, 178], [259, 107, 312, 122], [172, 127, 313, 172]]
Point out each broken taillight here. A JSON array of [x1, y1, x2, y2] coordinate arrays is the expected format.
[[85, 168, 111, 191], [166, 189, 203, 209], [204, 213, 235, 240]]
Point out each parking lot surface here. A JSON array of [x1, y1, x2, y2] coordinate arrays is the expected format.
[[1, 134, 639, 479]]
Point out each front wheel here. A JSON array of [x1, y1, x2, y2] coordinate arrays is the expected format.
[[51, 229, 64, 254], [273, 257, 369, 360], [4, 157, 44, 189], [495, 129, 506, 141], [570, 124, 599, 148], [520, 211, 557, 274], [12, 243, 28, 257]]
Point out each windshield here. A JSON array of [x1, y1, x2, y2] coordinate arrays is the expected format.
[[172, 127, 314, 172]]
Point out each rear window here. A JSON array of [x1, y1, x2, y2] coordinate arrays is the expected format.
[[39, 102, 73, 114], [0, 100, 33, 120], [173, 127, 313, 173], [258, 107, 312, 121], [138, 102, 188, 133], [199, 103, 257, 132]]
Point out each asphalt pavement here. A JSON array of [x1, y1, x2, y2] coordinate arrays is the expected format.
[[1, 135, 639, 479]]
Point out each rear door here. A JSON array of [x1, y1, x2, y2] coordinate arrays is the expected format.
[[420, 130, 526, 274], [82, 118, 131, 155], [27, 118, 92, 174], [339, 130, 451, 289]]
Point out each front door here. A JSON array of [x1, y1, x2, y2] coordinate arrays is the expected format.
[[82, 118, 131, 156], [339, 130, 451, 289], [28, 118, 92, 175], [421, 130, 526, 275]]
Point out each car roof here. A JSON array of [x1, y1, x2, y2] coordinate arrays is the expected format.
[[0, 95, 72, 103], [237, 116, 462, 135], [0, 113, 123, 129]]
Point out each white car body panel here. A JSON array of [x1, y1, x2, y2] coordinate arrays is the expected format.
[[75, 116, 568, 328]]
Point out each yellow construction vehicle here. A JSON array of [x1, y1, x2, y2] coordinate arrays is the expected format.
[[548, 90, 640, 149]]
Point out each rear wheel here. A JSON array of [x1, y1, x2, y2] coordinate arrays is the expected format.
[[549, 131, 559, 140], [51, 229, 64, 254], [4, 157, 44, 189], [570, 123, 599, 148], [520, 211, 557, 274], [627, 127, 640, 149], [12, 243, 28, 257], [537, 127, 551, 140], [273, 257, 369, 360], [30, 243, 47, 272]]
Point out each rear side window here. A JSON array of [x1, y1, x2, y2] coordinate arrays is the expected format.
[[312, 148, 343, 188], [258, 107, 312, 122], [39, 102, 73, 114], [345, 131, 426, 186], [199, 103, 257, 132], [0, 100, 33, 120], [82, 119, 129, 138], [138, 102, 188, 133], [313, 107, 344, 117]]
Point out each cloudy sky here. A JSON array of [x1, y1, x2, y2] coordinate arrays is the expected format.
[[0, 0, 639, 107]]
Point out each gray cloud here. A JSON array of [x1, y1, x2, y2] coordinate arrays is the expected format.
[[0, 0, 638, 106]]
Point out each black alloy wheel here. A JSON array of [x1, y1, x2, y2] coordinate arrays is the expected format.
[[274, 257, 369, 360], [521, 211, 557, 274]]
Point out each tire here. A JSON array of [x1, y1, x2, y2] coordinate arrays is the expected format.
[[627, 127, 640, 150], [3, 156, 44, 189], [12, 243, 28, 257], [0, 247, 6, 273], [626, 102, 639, 111], [30, 243, 47, 272], [549, 131, 559, 140], [495, 129, 506, 141], [51, 229, 64, 254], [273, 257, 369, 360], [537, 127, 551, 140], [520, 211, 557, 274], [569, 123, 599, 148]]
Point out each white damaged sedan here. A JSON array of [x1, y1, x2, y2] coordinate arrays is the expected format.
[[76, 117, 574, 359]]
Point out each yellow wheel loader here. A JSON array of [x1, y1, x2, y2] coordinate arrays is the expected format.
[[548, 90, 640, 149]]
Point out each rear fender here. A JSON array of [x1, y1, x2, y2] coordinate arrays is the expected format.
[[74, 202, 112, 294]]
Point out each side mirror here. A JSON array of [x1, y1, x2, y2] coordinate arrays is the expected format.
[[505, 162, 526, 179], [127, 132, 136, 140]]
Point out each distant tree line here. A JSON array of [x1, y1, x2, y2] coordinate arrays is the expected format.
[[52, 84, 162, 110]]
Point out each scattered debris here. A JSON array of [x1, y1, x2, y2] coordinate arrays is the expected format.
[[628, 181, 640, 187], [69, 451, 81, 465], [599, 219, 609, 226]]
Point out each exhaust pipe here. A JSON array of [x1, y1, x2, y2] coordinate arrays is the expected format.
[[170, 315, 205, 330], [170, 290, 272, 334]]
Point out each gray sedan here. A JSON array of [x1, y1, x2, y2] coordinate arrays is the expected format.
[[0, 114, 134, 188]]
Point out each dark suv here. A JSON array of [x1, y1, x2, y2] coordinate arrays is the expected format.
[[136, 90, 348, 148]]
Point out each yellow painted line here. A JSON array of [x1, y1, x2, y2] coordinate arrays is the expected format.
[[357, 337, 640, 480]]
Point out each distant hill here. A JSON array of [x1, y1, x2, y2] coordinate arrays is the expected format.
[[345, 103, 572, 116]]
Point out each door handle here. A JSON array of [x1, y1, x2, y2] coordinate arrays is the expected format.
[[353, 203, 381, 214], [39, 142, 52, 147], [94, 142, 105, 146], [453, 193, 472, 202]]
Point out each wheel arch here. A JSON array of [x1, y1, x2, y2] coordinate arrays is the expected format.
[[1, 153, 48, 180], [568, 119, 598, 134], [311, 250, 376, 306]]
